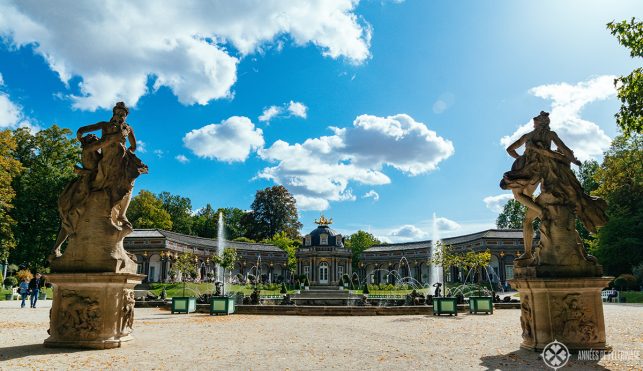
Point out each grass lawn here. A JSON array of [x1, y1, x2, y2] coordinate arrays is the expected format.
[[620, 291, 643, 303], [0, 287, 54, 301], [147, 283, 296, 297]]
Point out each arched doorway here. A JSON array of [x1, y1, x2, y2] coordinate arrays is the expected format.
[[319, 262, 329, 284]]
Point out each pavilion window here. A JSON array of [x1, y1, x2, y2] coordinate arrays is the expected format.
[[320, 234, 328, 245]]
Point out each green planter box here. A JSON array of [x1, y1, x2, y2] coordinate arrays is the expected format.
[[171, 297, 196, 314], [210, 297, 235, 315], [433, 297, 458, 316], [468, 296, 493, 314], [4, 293, 13, 300], [39, 292, 48, 300]]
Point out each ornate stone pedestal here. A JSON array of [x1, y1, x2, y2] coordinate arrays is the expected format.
[[44, 273, 144, 349], [510, 277, 612, 352]]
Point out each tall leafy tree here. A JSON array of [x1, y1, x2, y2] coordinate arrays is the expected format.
[[263, 231, 299, 274], [10, 126, 79, 270], [344, 230, 380, 269], [215, 207, 248, 240], [574, 160, 600, 243], [247, 186, 302, 240], [128, 190, 173, 230], [607, 18, 643, 136], [0, 130, 23, 261], [192, 203, 217, 238], [589, 134, 643, 276], [496, 199, 526, 229], [158, 192, 193, 235]]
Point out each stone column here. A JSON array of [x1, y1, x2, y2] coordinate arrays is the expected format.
[[511, 277, 611, 352], [44, 273, 144, 349]]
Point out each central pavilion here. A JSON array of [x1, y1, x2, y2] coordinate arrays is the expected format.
[[296, 215, 352, 286]]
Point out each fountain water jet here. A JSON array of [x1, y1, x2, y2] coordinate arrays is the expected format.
[[429, 213, 443, 291], [216, 212, 226, 295]]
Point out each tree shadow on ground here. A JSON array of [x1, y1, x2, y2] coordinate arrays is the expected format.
[[0, 344, 84, 362], [479, 348, 608, 370]]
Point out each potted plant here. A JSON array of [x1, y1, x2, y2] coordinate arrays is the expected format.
[[429, 242, 461, 316], [171, 253, 198, 314], [463, 250, 493, 314]]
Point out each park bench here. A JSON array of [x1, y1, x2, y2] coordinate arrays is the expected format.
[[601, 289, 619, 303]]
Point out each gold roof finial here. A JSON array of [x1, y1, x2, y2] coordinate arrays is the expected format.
[[314, 214, 333, 226]]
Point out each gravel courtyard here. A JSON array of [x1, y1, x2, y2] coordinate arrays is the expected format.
[[0, 301, 641, 370]]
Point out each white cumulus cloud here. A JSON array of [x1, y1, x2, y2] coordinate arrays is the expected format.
[[483, 193, 514, 213], [362, 190, 379, 201], [287, 101, 308, 118], [175, 154, 190, 164], [259, 106, 282, 122], [434, 217, 461, 232], [184, 116, 264, 162], [257, 113, 454, 210], [259, 101, 308, 122], [0, 1, 372, 111], [390, 225, 428, 240], [500, 75, 615, 161]]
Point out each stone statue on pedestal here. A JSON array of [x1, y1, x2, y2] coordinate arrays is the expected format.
[[501, 111, 612, 352], [45, 102, 147, 349]]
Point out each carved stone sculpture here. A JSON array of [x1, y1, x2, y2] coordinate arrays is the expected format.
[[50, 102, 147, 272], [44, 103, 146, 349], [503, 111, 612, 352], [501, 111, 607, 277]]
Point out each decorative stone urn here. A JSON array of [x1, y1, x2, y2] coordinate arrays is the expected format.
[[45, 102, 147, 349], [501, 111, 612, 352]]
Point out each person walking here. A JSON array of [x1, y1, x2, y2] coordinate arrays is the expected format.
[[28, 273, 45, 308], [18, 277, 29, 308]]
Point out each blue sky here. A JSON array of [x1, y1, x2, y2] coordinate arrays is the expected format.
[[0, 1, 640, 242]]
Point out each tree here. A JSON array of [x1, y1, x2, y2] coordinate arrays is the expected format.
[[428, 242, 463, 296], [158, 192, 193, 235], [496, 199, 526, 229], [574, 160, 600, 243], [192, 203, 217, 238], [0, 130, 23, 262], [462, 249, 492, 295], [213, 247, 237, 275], [10, 126, 79, 270], [128, 190, 173, 230], [247, 186, 302, 240], [344, 230, 380, 270], [590, 134, 643, 276], [215, 207, 248, 240], [607, 18, 642, 136], [263, 231, 299, 275], [173, 252, 198, 297]]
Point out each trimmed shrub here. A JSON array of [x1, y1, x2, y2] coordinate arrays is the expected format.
[[633, 263, 643, 287], [613, 274, 638, 291], [363, 283, 370, 294], [4, 276, 18, 288], [280, 282, 287, 294]]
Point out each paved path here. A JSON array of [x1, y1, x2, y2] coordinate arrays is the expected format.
[[0, 301, 640, 370]]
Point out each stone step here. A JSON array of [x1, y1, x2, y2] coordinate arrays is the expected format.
[[308, 285, 343, 291]]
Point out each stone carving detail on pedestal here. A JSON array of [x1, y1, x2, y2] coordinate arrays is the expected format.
[[44, 102, 146, 350], [552, 293, 598, 344], [520, 294, 534, 344], [502, 111, 612, 352], [57, 290, 102, 339], [121, 289, 135, 335]]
